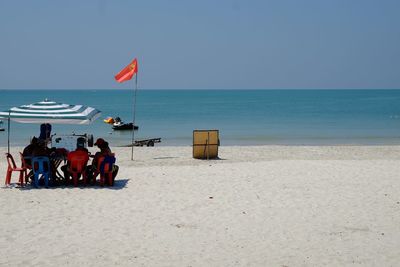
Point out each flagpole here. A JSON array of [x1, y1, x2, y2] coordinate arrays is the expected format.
[[131, 72, 138, 160], [7, 110, 10, 154]]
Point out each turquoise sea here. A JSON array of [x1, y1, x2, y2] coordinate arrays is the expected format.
[[1, 89, 400, 147]]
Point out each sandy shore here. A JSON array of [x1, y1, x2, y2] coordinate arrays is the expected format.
[[1, 145, 400, 266]]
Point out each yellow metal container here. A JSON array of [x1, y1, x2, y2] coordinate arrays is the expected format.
[[193, 130, 219, 159]]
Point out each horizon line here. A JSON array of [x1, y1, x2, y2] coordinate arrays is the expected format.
[[1, 88, 400, 91]]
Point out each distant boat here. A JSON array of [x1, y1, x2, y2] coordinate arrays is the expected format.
[[104, 116, 138, 130], [109, 117, 138, 131], [112, 122, 139, 131]]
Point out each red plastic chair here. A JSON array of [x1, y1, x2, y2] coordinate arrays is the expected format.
[[5, 153, 27, 187], [19, 152, 32, 184], [68, 154, 89, 187]]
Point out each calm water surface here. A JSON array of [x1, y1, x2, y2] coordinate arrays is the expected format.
[[1, 89, 400, 146]]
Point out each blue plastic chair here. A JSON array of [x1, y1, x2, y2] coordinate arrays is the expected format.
[[32, 156, 51, 188], [99, 155, 116, 186]]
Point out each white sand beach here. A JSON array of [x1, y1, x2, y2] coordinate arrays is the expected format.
[[1, 145, 400, 266]]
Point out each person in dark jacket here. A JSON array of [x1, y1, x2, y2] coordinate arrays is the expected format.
[[22, 137, 39, 166]]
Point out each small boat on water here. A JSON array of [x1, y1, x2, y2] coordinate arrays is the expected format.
[[112, 122, 139, 130], [107, 117, 139, 131]]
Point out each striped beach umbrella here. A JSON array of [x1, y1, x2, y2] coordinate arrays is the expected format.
[[0, 99, 101, 153], [0, 99, 101, 124]]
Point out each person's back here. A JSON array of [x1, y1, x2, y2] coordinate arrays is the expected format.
[[67, 148, 89, 164], [23, 138, 39, 166], [32, 143, 50, 157], [61, 147, 89, 184], [23, 144, 35, 156]]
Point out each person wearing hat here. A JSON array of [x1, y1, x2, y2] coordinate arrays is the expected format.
[[91, 138, 110, 167], [87, 138, 119, 185]]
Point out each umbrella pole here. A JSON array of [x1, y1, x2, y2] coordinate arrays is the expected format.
[[131, 73, 138, 160], [7, 110, 10, 154]]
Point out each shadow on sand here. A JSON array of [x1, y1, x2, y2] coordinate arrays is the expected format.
[[4, 178, 130, 191], [195, 157, 227, 161]]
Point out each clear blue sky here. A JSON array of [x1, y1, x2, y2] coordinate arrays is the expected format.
[[0, 0, 399, 89]]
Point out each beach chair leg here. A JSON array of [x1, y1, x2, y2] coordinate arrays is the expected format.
[[24, 170, 29, 184], [91, 171, 98, 185], [34, 174, 39, 188], [100, 175, 104, 187], [5, 168, 12, 185], [44, 174, 49, 188], [108, 174, 113, 186], [73, 174, 78, 187], [18, 171, 24, 187]]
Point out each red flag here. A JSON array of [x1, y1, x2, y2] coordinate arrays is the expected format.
[[114, 58, 138, 83]]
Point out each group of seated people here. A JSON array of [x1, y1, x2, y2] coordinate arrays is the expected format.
[[22, 136, 119, 186], [22, 123, 58, 165], [61, 137, 119, 186]]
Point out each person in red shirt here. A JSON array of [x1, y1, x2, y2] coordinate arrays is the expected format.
[[87, 138, 119, 185], [61, 140, 89, 185]]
